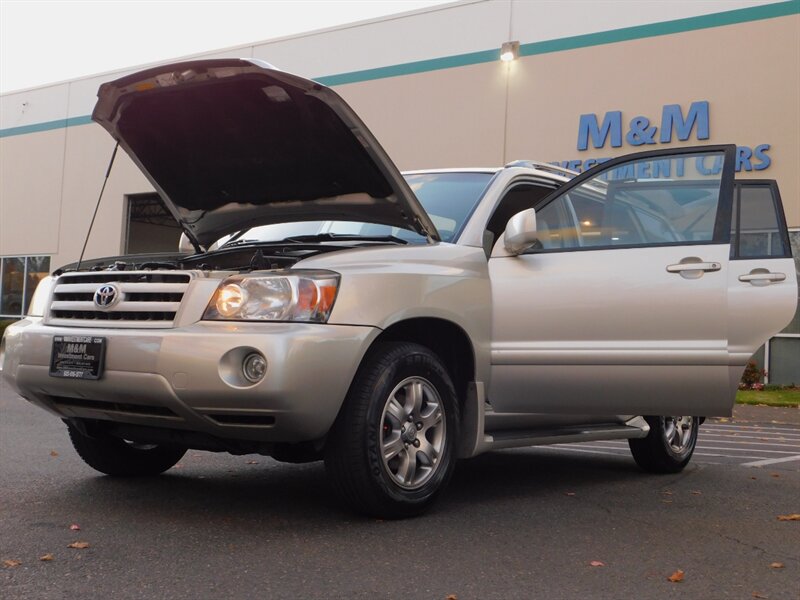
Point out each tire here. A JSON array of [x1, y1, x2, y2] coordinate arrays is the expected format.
[[67, 423, 186, 476], [628, 415, 699, 473], [325, 342, 460, 519]]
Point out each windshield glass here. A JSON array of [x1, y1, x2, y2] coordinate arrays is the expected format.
[[217, 171, 492, 247]]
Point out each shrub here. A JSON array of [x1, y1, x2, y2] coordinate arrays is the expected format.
[[740, 360, 767, 387]]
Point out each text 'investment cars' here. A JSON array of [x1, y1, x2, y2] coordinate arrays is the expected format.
[[2, 59, 796, 517]]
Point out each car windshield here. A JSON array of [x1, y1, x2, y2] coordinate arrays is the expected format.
[[218, 172, 493, 247]]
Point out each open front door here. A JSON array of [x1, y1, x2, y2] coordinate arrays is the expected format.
[[489, 145, 740, 417]]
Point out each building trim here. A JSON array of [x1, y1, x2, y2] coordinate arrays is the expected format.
[[0, 115, 93, 139], [1, 0, 797, 139]]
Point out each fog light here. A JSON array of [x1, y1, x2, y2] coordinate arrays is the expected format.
[[242, 353, 267, 383]]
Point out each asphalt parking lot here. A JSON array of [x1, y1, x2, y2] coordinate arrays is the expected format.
[[2, 377, 798, 600]]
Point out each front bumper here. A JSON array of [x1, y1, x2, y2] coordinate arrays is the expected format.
[[2, 318, 379, 443]]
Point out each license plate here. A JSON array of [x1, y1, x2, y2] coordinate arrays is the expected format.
[[49, 336, 106, 380]]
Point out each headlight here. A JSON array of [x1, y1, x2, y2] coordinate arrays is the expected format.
[[203, 270, 340, 323]]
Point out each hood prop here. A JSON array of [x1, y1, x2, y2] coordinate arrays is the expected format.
[[76, 142, 204, 272], [77, 143, 119, 271]]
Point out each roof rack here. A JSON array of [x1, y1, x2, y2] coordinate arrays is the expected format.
[[504, 160, 579, 179]]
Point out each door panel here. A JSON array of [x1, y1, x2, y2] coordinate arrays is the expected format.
[[488, 146, 737, 417], [727, 181, 797, 364], [490, 244, 732, 415]]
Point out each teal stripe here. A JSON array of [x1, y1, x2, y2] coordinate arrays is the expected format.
[[316, 48, 499, 86], [0, 115, 93, 138], [1, 1, 797, 139], [519, 0, 799, 56], [316, 1, 798, 83]]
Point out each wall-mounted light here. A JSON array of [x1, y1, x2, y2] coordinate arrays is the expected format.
[[500, 41, 520, 62]]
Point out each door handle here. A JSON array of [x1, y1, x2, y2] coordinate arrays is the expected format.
[[666, 258, 721, 280], [666, 261, 721, 273], [739, 270, 786, 285]]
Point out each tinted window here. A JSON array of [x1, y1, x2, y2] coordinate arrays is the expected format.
[[406, 172, 492, 241], [0, 255, 50, 318], [733, 183, 789, 258], [223, 172, 492, 246], [532, 152, 727, 251], [486, 183, 559, 245]]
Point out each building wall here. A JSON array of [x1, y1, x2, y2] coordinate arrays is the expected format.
[[1, 0, 797, 271]]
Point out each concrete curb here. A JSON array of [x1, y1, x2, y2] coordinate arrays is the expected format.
[[719, 404, 800, 426]]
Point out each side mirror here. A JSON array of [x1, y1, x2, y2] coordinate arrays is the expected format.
[[503, 208, 539, 255], [178, 232, 195, 254]]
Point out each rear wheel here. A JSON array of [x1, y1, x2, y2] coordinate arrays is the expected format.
[[628, 415, 698, 473], [67, 423, 186, 476], [325, 342, 459, 518]]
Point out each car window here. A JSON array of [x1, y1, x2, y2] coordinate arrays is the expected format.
[[217, 172, 492, 246], [732, 183, 791, 259], [406, 172, 493, 242], [530, 152, 727, 252], [485, 183, 559, 248]]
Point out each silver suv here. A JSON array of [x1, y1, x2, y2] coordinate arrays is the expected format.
[[2, 59, 796, 518]]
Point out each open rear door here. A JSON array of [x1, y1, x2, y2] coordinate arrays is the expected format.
[[727, 180, 798, 390]]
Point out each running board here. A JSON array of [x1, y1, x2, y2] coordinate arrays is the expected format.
[[486, 417, 650, 451]]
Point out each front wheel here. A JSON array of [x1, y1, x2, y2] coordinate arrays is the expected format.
[[628, 415, 699, 473], [67, 423, 186, 476], [325, 342, 459, 519]]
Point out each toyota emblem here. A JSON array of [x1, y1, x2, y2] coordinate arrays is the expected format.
[[93, 284, 121, 309]]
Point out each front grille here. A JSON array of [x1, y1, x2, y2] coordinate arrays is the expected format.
[[46, 271, 193, 328]]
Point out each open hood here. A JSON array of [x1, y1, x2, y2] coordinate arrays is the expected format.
[[92, 58, 440, 249]]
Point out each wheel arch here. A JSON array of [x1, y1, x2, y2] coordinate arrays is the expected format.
[[373, 317, 476, 405], [330, 317, 480, 455]]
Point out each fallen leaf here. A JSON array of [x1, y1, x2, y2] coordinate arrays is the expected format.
[[691, 490, 702, 495], [39, 554, 54, 562], [667, 569, 685, 583], [246, 460, 259, 465], [67, 541, 89, 549], [752, 593, 768, 599], [750, 476, 757, 480], [770, 473, 780, 478], [69, 524, 80, 531], [2, 559, 21, 568], [589, 560, 605, 567], [49, 450, 59, 457], [445, 595, 458, 600], [662, 490, 673, 496], [565, 492, 576, 496], [769, 562, 784, 569], [719, 417, 730, 422], [777, 514, 800, 521]]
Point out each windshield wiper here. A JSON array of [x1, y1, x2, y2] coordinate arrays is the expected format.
[[282, 233, 408, 245], [219, 238, 261, 248]]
